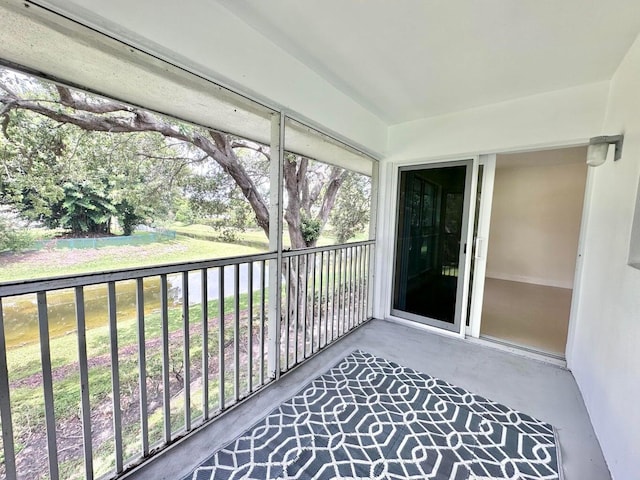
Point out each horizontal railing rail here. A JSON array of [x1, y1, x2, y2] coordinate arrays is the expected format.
[[0, 251, 276, 297], [0, 240, 374, 480], [281, 238, 374, 257]]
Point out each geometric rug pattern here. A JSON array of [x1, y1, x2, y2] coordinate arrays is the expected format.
[[187, 350, 563, 479]]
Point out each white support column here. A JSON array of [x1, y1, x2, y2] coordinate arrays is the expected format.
[[268, 112, 284, 379], [367, 161, 379, 319]]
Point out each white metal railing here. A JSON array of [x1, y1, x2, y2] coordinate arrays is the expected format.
[[0, 240, 374, 480]]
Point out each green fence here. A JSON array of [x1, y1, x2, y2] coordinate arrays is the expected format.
[[32, 230, 176, 250]]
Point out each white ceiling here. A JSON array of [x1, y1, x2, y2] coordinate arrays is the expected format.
[[216, 0, 640, 124]]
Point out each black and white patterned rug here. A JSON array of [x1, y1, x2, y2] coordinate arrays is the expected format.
[[187, 351, 562, 479]]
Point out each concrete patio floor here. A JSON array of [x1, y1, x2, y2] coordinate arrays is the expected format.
[[123, 318, 610, 480]]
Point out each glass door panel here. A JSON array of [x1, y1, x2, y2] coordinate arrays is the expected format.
[[392, 161, 472, 331]]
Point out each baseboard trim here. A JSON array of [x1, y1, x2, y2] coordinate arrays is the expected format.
[[485, 273, 573, 289]]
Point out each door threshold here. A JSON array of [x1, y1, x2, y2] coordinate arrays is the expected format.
[[469, 335, 567, 367]]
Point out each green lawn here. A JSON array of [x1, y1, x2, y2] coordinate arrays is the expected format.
[[0, 225, 368, 283], [0, 235, 263, 283], [172, 224, 336, 249]]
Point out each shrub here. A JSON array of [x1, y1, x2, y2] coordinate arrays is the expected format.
[[300, 215, 322, 246], [0, 212, 33, 252]]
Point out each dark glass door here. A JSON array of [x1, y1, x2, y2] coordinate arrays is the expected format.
[[392, 161, 472, 331]]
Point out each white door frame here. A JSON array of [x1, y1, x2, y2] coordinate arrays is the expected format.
[[465, 154, 496, 338], [379, 155, 480, 337]]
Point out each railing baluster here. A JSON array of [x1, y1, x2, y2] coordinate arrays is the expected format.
[[345, 247, 349, 332], [160, 275, 171, 443], [352, 246, 358, 327], [355, 246, 360, 324], [107, 283, 123, 472], [364, 245, 371, 318], [75, 287, 93, 479], [337, 248, 344, 338], [37, 291, 59, 480], [0, 300, 17, 480], [363, 245, 368, 320], [353, 246, 359, 325], [182, 272, 191, 431], [320, 252, 331, 347], [247, 262, 253, 393], [359, 245, 365, 323], [201, 269, 209, 420], [325, 251, 331, 347], [284, 258, 291, 371], [331, 250, 337, 342], [364, 245, 369, 321], [294, 255, 300, 365], [218, 267, 225, 411], [347, 247, 353, 329], [318, 251, 324, 349], [303, 254, 309, 358], [260, 261, 265, 386], [345, 247, 350, 330], [342, 247, 349, 335], [310, 252, 316, 354], [234, 264, 240, 402], [347, 247, 354, 330], [136, 278, 149, 456], [357, 246, 363, 323], [342, 248, 347, 332]]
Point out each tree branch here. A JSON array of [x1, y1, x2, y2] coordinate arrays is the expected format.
[[283, 156, 305, 249], [316, 168, 348, 228], [231, 141, 271, 162], [55, 85, 130, 114]]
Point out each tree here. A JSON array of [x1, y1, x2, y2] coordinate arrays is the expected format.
[[330, 172, 371, 243], [0, 67, 359, 249], [0, 77, 191, 235]]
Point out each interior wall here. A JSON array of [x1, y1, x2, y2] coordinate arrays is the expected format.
[[568, 33, 640, 479], [486, 150, 587, 289]]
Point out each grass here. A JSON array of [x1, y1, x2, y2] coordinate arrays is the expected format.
[[0, 236, 263, 283], [6, 291, 257, 380], [171, 224, 338, 249], [0, 225, 369, 283]]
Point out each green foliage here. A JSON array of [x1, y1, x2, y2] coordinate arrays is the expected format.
[[117, 199, 144, 236], [0, 211, 33, 252], [174, 197, 196, 224], [0, 106, 185, 235], [181, 170, 258, 241], [330, 172, 371, 243], [300, 215, 322, 245], [59, 181, 115, 234]]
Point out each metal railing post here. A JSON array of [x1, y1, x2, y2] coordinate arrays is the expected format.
[[0, 300, 17, 480]]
